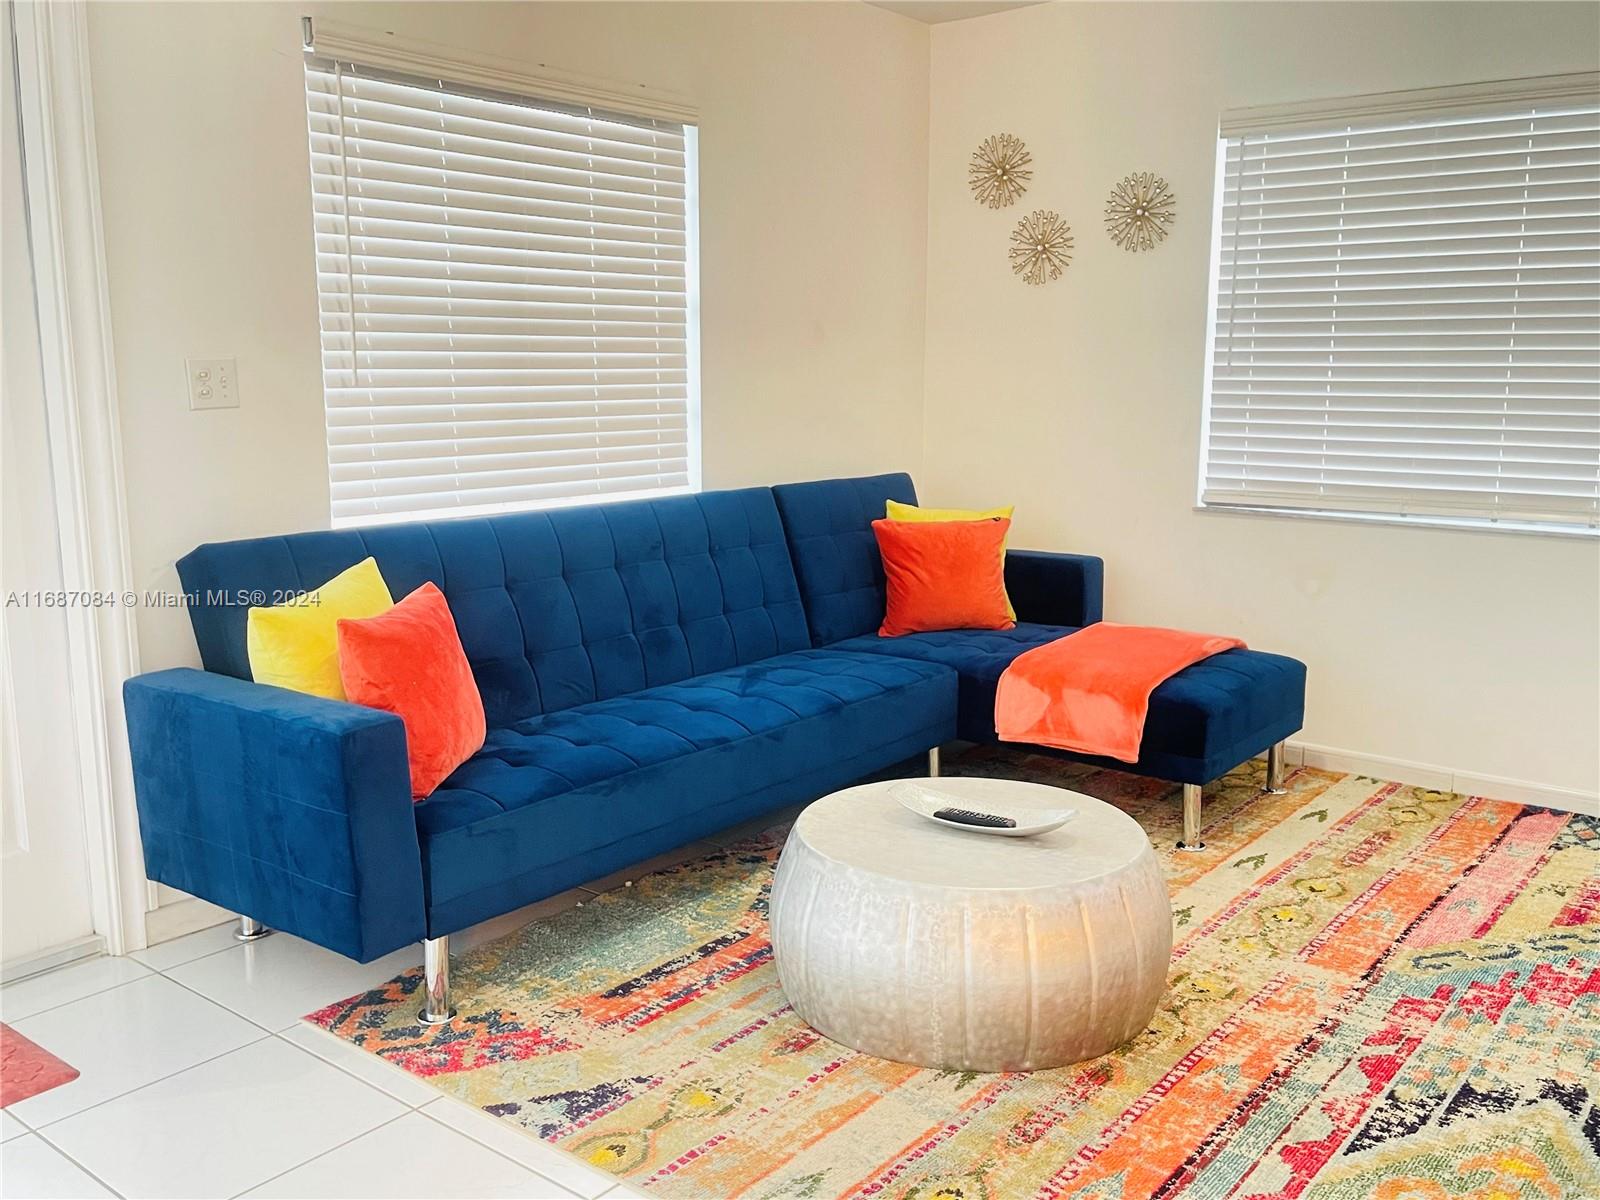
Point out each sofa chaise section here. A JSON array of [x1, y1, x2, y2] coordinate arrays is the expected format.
[[772, 474, 1308, 843]]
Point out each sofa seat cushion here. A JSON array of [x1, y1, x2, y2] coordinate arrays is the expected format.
[[831, 624, 1076, 742], [414, 648, 957, 933], [834, 624, 1307, 784]]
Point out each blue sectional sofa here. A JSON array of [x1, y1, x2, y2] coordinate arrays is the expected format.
[[124, 472, 1304, 1019]]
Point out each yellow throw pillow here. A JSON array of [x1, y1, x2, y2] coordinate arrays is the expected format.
[[885, 500, 1017, 621], [246, 557, 394, 701]]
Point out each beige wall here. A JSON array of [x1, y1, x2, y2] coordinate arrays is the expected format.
[[924, 3, 1600, 796], [88, 1, 930, 670]]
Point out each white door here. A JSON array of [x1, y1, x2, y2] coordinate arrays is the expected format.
[[0, 5, 99, 970]]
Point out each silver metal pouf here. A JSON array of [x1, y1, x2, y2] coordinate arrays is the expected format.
[[768, 776, 1173, 1072]]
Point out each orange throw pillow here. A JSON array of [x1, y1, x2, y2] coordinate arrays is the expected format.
[[872, 517, 1016, 637], [337, 582, 486, 799]]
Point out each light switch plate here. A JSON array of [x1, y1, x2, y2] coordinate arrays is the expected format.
[[186, 357, 238, 410]]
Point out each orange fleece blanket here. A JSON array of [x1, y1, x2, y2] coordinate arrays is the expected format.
[[994, 622, 1245, 763]]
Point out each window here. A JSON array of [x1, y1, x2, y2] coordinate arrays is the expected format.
[[1201, 77, 1600, 534], [305, 56, 699, 526]]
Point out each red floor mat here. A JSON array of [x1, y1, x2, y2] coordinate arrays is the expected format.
[[0, 1022, 79, 1107]]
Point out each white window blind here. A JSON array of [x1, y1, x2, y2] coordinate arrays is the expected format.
[[1202, 83, 1600, 533], [305, 58, 699, 526]]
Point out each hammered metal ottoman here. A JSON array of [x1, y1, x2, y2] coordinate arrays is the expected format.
[[768, 776, 1173, 1071]]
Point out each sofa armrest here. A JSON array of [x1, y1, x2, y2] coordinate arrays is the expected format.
[[1005, 550, 1105, 628], [124, 668, 424, 962]]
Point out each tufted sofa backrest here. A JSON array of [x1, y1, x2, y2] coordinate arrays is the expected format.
[[772, 472, 917, 646], [176, 488, 812, 728]]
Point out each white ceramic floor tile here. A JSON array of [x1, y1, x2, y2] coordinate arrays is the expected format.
[[423, 1098, 616, 1200], [165, 932, 421, 1031], [6, 973, 263, 1127], [279, 1023, 439, 1108], [0, 954, 150, 1022], [130, 920, 241, 971], [0, 1109, 28, 1141], [0, 1134, 115, 1198], [42, 1035, 405, 1200], [242, 1109, 575, 1198]]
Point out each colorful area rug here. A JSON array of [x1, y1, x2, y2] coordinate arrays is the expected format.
[[309, 750, 1600, 1199], [0, 1022, 79, 1107]]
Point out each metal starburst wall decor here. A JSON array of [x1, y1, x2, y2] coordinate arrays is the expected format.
[[1104, 171, 1176, 251], [1009, 209, 1073, 285], [968, 133, 1032, 209]]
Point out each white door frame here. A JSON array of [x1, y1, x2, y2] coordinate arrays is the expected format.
[[9, 0, 146, 956]]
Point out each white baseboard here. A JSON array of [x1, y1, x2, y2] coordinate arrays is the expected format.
[[1285, 740, 1599, 816], [1, 935, 105, 984]]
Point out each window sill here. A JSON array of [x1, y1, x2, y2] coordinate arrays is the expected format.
[[1192, 502, 1599, 541]]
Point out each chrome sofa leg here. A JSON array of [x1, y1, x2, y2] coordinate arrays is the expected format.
[[235, 916, 272, 942], [928, 746, 941, 778], [418, 935, 456, 1026], [1264, 741, 1289, 794], [1177, 783, 1205, 852]]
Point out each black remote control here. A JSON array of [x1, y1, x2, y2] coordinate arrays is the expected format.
[[932, 807, 1017, 829]]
